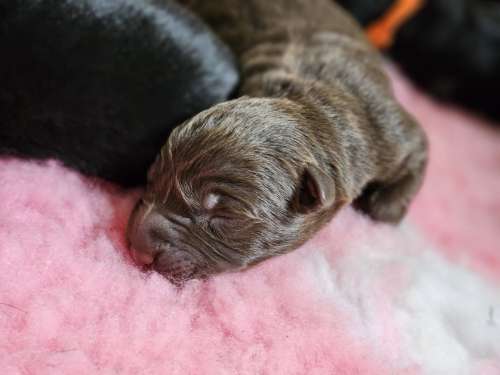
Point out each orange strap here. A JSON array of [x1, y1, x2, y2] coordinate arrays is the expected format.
[[366, 0, 425, 49]]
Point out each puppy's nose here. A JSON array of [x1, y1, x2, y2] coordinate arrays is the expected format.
[[130, 247, 155, 266], [127, 205, 169, 266]]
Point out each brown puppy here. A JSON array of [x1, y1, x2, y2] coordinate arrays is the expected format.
[[127, 0, 428, 283]]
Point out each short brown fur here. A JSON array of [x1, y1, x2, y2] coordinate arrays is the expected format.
[[127, 0, 428, 283]]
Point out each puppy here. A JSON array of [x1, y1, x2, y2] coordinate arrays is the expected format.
[[127, 0, 428, 282], [0, 0, 237, 186]]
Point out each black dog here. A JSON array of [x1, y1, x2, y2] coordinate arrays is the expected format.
[[339, 0, 500, 122], [0, 0, 238, 186]]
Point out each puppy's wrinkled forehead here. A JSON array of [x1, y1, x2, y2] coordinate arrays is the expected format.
[[168, 97, 306, 157], [148, 98, 312, 206]]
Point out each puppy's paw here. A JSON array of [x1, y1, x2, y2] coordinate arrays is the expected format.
[[354, 149, 428, 224], [354, 182, 410, 223]]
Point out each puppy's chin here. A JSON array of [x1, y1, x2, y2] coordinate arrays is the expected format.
[[153, 252, 201, 285]]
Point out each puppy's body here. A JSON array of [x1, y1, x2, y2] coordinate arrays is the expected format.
[[181, 0, 426, 213], [128, 0, 428, 281], [0, 0, 237, 186]]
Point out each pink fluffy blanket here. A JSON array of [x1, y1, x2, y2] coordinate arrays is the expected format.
[[1, 68, 499, 374]]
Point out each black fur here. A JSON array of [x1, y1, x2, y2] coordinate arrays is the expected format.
[[0, 0, 238, 186], [339, 0, 500, 122]]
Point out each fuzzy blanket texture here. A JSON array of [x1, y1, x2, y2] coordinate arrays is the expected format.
[[1, 67, 499, 374]]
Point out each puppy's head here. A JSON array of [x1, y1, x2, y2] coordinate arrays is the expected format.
[[127, 97, 344, 283]]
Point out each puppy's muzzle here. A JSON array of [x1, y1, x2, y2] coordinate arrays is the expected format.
[[127, 203, 198, 281]]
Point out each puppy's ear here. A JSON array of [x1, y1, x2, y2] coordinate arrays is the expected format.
[[292, 165, 336, 213]]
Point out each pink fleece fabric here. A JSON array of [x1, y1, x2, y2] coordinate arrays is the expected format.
[[1, 68, 499, 374]]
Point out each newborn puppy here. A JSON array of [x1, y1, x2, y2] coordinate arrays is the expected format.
[[0, 0, 237, 186], [127, 0, 428, 282]]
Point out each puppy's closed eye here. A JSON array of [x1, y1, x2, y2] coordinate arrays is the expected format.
[[202, 192, 244, 218], [203, 193, 221, 210]]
